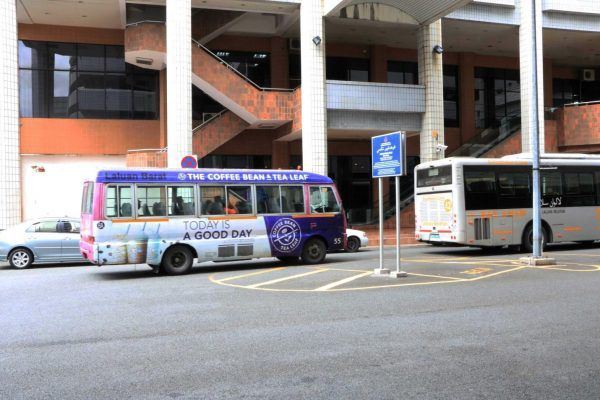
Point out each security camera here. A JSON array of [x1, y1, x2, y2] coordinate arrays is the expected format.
[[433, 45, 444, 54], [436, 144, 448, 152]]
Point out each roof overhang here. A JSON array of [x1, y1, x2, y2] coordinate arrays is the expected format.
[[325, 0, 473, 25]]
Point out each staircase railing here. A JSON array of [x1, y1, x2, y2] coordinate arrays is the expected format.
[[450, 114, 521, 158], [192, 109, 228, 134]]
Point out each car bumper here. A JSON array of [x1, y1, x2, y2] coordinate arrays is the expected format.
[[359, 236, 369, 247], [0, 253, 7, 262]]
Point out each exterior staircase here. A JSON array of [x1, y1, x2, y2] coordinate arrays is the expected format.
[[192, 110, 249, 158]]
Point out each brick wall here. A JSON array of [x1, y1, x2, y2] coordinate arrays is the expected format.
[[126, 151, 167, 167], [482, 121, 559, 158], [556, 104, 600, 152]]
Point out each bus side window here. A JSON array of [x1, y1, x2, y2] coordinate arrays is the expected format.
[[105, 185, 133, 218], [256, 186, 281, 214], [227, 186, 253, 215], [105, 186, 118, 218], [201, 186, 226, 215], [310, 186, 340, 213], [498, 172, 531, 209], [168, 186, 195, 216], [464, 169, 497, 210], [564, 172, 595, 207], [281, 186, 304, 213], [136, 186, 167, 217]]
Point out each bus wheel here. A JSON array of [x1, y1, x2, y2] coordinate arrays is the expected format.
[[277, 256, 299, 264], [301, 238, 326, 265], [522, 225, 548, 253], [161, 245, 193, 275]]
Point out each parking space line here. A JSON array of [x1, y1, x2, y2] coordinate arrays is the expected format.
[[407, 272, 463, 280], [216, 267, 285, 282], [463, 265, 527, 281], [314, 271, 373, 291], [247, 268, 329, 288]]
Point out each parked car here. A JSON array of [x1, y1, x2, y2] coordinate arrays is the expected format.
[[346, 229, 369, 252], [0, 218, 85, 269]]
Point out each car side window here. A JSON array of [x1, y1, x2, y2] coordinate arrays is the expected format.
[[27, 221, 59, 233], [61, 221, 80, 234]]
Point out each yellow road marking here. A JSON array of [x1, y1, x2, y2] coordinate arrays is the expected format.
[[247, 268, 328, 288], [407, 272, 463, 280], [314, 271, 373, 291], [461, 267, 493, 275], [464, 265, 527, 281], [215, 267, 285, 282]]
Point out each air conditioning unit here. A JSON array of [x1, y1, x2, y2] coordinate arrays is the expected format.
[[582, 69, 596, 82], [289, 38, 300, 51]]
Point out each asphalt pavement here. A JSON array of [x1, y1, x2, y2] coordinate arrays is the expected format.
[[2, 244, 600, 399]]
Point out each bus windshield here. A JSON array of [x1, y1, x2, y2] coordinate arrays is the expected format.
[[417, 165, 452, 187]]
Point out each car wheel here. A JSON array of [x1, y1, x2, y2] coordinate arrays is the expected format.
[[522, 225, 548, 253], [9, 248, 34, 269], [346, 236, 360, 253], [301, 238, 326, 265], [161, 246, 194, 275]]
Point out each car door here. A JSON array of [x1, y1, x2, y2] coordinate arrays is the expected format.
[[59, 220, 84, 261], [24, 220, 63, 262]]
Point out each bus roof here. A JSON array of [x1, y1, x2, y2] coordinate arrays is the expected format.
[[95, 168, 333, 185], [416, 153, 600, 169]]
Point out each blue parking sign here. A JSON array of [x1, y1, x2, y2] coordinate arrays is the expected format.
[[371, 132, 405, 178]]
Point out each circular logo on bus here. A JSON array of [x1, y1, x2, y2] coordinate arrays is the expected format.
[[444, 199, 452, 212], [270, 218, 302, 253]]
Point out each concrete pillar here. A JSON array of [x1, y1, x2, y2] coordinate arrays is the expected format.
[[417, 20, 445, 163], [0, 0, 20, 229], [166, 0, 192, 167], [370, 45, 387, 83], [271, 37, 289, 88], [300, 0, 327, 176], [519, 0, 545, 153], [458, 52, 476, 144]]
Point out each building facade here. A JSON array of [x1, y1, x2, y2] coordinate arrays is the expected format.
[[2, 0, 600, 228]]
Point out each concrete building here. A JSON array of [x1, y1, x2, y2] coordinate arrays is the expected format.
[[2, 0, 600, 229]]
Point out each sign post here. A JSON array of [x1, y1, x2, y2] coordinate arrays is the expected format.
[[371, 132, 408, 278]]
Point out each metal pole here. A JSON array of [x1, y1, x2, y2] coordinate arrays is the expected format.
[[395, 176, 400, 273], [531, 0, 542, 258], [379, 177, 384, 270]]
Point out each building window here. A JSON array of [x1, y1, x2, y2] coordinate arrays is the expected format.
[[18, 40, 158, 119], [474, 67, 520, 129], [326, 57, 370, 82], [212, 50, 271, 87], [387, 61, 418, 84], [199, 155, 272, 169], [553, 79, 580, 107], [443, 65, 459, 128]]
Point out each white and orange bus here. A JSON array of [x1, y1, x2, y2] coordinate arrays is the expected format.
[[415, 153, 600, 251]]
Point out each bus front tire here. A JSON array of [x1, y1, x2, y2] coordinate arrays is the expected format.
[[161, 246, 194, 275], [522, 225, 548, 253], [301, 238, 326, 265]]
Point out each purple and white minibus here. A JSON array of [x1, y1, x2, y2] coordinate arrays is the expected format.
[[80, 169, 346, 275]]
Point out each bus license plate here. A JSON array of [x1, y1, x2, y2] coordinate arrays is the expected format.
[[429, 233, 440, 241]]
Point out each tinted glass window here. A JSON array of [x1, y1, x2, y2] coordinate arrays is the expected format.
[[464, 169, 497, 210], [201, 186, 226, 215], [81, 183, 94, 214], [498, 171, 531, 208], [18, 40, 47, 69], [106, 45, 126, 72], [19, 69, 48, 117], [256, 186, 281, 214], [76, 72, 105, 118], [119, 186, 133, 217], [49, 70, 76, 117], [226, 186, 253, 215], [168, 186, 195, 216], [417, 166, 453, 187], [564, 172, 596, 207], [281, 186, 305, 213], [48, 42, 76, 70], [62, 221, 80, 233], [78, 44, 105, 71], [105, 73, 131, 118], [137, 186, 167, 216], [310, 186, 340, 213], [387, 61, 417, 84], [105, 186, 118, 218]]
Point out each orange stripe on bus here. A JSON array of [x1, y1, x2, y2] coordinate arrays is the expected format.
[[208, 216, 258, 220], [564, 226, 582, 232], [493, 230, 512, 235], [113, 218, 169, 223], [293, 214, 336, 219]]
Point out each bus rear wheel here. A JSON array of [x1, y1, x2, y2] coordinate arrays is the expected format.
[[161, 245, 194, 275], [522, 225, 548, 253], [301, 238, 326, 265]]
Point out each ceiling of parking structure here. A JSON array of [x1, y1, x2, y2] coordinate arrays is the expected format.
[[325, 0, 473, 24], [130, 0, 299, 15], [443, 19, 600, 67], [17, 0, 123, 29]]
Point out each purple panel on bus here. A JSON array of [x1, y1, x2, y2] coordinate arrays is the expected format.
[[263, 215, 345, 257], [96, 169, 332, 185]]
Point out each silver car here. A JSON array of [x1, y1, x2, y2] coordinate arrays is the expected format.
[[346, 229, 369, 252], [0, 218, 85, 269]]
